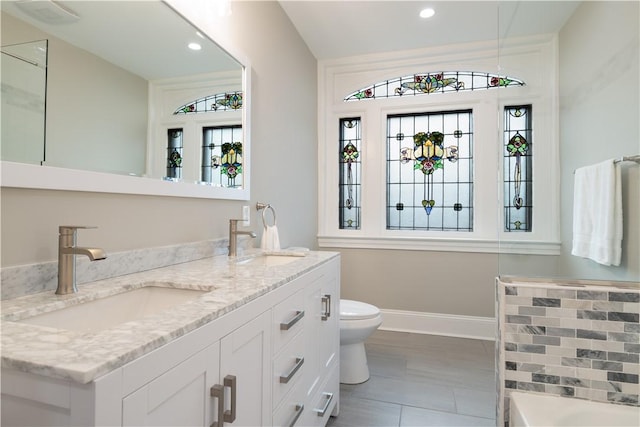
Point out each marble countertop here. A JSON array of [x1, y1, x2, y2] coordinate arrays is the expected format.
[[1, 250, 338, 384]]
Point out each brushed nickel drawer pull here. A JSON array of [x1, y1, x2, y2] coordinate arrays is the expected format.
[[287, 404, 304, 427], [279, 357, 304, 383], [321, 294, 331, 321], [223, 375, 237, 423], [280, 310, 305, 330], [314, 392, 334, 417], [210, 384, 224, 427]]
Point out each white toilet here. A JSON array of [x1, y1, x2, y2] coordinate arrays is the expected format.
[[339, 299, 383, 384]]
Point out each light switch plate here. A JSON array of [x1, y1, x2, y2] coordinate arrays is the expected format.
[[242, 205, 250, 226]]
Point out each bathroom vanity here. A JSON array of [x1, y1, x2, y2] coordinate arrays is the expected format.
[[1, 251, 340, 427]]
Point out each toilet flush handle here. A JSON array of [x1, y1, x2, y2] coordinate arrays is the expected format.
[[321, 294, 331, 321]]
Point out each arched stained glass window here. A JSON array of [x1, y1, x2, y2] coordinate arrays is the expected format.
[[174, 91, 243, 114], [344, 72, 524, 101]]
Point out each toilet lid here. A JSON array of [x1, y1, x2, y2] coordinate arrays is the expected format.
[[340, 299, 380, 320]]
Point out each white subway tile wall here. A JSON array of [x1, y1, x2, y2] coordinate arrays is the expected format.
[[496, 279, 639, 426]]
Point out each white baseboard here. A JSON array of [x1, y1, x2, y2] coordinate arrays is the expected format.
[[379, 309, 496, 341]]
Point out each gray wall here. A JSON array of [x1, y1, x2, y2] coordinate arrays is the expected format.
[[500, 1, 640, 283], [556, 1, 639, 281], [339, 248, 498, 318], [0, 1, 318, 267]]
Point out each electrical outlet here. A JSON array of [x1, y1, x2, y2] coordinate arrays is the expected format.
[[242, 205, 250, 226]]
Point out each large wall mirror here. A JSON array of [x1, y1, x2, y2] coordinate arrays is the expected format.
[[0, 0, 250, 199]]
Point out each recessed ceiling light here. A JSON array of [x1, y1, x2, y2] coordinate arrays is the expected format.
[[188, 42, 202, 51], [419, 8, 435, 19]]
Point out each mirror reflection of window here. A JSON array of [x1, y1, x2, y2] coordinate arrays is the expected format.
[[166, 129, 183, 180], [201, 125, 243, 187]]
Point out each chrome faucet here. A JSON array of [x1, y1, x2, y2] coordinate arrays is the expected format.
[[228, 219, 256, 257], [57, 226, 107, 295]]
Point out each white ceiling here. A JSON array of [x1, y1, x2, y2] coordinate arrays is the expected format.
[[278, 0, 582, 60], [2, 1, 582, 77]]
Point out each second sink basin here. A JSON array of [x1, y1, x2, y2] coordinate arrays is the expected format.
[[236, 255, 301, 267], [18, 286, 206, 332]]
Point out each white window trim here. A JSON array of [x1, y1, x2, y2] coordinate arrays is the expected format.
[[317, 35, 561, 255]]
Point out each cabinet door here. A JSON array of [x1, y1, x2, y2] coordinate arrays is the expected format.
[[122, 342, 220, 427], [219, 310, 271, 427], [319, 262, 339, 373]]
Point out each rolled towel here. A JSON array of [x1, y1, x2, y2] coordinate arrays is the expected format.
[[260, 225, 281, 251]]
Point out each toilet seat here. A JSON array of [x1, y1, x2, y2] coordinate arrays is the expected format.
[[340, 299, 380, 320]]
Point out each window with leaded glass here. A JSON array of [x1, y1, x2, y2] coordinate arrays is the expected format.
[[320, 39, 560, 254], [504, 105, 532, 231], [339, 118, 361, 229], [174, 91, 243, 114], [387, 110, 473, 231], [202, 125, 243, 187], [345, 72, 524, 101], [166, 128, 183, 180]]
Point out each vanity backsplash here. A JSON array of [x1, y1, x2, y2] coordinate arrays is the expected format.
[[1, 237, 253, 300]]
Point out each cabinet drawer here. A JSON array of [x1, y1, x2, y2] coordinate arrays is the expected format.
[[273, 288, 306, 353], [272, 379, 306, 427], [304, 364, 339, 427], [273, 329, 306, 408]]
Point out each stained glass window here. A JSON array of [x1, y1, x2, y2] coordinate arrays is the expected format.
[[166, 128, 183, 180], [387, 110, 473, 231], [339, 118, 362, 229], [504, 105, 532, 231], [202, 125, 243, 187], [345, 72, 524, 101], [174, 91, 243, 114]]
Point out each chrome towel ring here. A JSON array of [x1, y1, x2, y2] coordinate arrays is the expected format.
[[256, 202, 277, 228]]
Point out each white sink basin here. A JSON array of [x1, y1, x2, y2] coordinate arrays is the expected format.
[[236, 255, 301, 267], [19, 286, 206, 332]]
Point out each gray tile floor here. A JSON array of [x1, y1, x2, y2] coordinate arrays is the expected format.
[[328, 330, 496, 427]]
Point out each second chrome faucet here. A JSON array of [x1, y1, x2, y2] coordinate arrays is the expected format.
[[228, 219, 256, 257]]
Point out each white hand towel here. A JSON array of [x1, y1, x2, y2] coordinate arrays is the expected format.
[[260, 225, 281, 251], [571, 159, 622, 266]]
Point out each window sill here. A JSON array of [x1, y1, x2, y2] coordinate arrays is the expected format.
[[317, 235, 561, 255]]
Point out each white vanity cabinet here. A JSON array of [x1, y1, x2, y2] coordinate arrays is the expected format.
[[1, 255, 339, 427]]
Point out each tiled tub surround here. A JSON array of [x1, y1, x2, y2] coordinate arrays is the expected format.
[[496, 277, 640, 426], [1, 249, 336, 384]]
